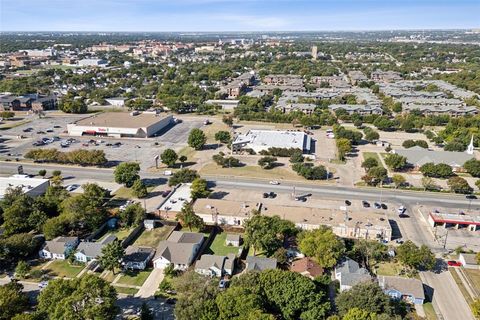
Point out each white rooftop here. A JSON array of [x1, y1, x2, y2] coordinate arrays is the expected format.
[[158, 183, 192, 212], [0, 175, 49, 198], [233, 129, 310, 151]]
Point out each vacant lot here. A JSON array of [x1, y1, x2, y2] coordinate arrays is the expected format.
[[464, 268, 480, 295], [134, 225, 176, 248], [362, 151, 381, 163], [204, 232, 242, 256], [374, 261, 403, 276], [200, 163, 306, 182]]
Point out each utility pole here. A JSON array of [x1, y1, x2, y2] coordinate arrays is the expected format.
[[443, 230, 449, 249]]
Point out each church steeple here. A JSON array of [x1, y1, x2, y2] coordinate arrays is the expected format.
[[467, 135, 474, 155]]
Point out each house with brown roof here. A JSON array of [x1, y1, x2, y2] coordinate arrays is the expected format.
[[290, 257, 324, 279]]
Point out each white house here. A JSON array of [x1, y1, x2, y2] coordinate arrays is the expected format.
[[459, 253, 479, 269], [39, 237, 79, 260], [74, 235, 117, 263], [334, 257, 372, 291], [153, 231, 204, 270], [195, 255, 226, 277]]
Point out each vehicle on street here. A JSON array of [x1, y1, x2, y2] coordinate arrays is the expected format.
[[65, 184, 80, 192], [395, 239, 404, 244], [466, 195, 477, 200], [23, 128, 33, 132], [54, 125, 61, 128], [203, 119, 211, 125], [447, 260, 462, 267], [46, 128, 54, 133], [362, 200, 370, 208], [269, 180, 279, 185]]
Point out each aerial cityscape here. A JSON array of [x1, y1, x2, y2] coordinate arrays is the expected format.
[[0, 0, 480, 319]]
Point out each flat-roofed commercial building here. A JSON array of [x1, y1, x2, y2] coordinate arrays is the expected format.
[[67, 112, 173, 138], [0, 175, 50, 199], [232, 129, 313, 154], [193, 198, 392, 241], [428, 212, 480, 231]]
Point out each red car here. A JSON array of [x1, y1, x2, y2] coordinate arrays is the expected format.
[[447, 260, 462, 267]]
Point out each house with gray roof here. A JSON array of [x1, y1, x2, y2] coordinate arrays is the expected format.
[[328, 104, 383, 115], [393, 146, 475, 170], [334, 257, 372, 291], [122, 246, 155, 270], [39, 236, 79, 260], [153, 231, 204, 270], [459, 253, 479, 269], [195, 254, 236, 277], [246, 256, 277, 271], [74, 234, 117, 263], [379, 276, 425, 305]]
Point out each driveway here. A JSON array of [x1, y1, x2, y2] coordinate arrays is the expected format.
[[136, 268, 164, 298], [421, 270, 474, 320]]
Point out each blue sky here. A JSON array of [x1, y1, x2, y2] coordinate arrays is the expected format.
[[1, 0, 479, 31]]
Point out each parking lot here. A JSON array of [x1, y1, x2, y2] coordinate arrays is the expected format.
[[0, 114, 203, 169]]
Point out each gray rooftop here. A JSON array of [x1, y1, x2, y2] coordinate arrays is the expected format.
[[379, 276, 425, 300], [76, 235, 116, 258], [394, 147, 475, 167], [195, 254, 226, 270], [336, 257, 372, 287], [168, 231, 204, 244], [123, 246, 155, 263], [246, 256, 277, 271], [43, 237, 78, 255], [461, 253, 478, 265]]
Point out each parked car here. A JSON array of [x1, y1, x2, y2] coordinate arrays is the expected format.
[[65, 184, 80, 192], [374, 202, 381, 209], [263, 192, 269, 198], [345, 200, 351, 206], [447, 260, 462, 267], [397, 206, 407, 215], [38, 281, 49, 289], [219, 279, 229, 289], [381, 203, 388, 210], [36, 130, 45, 134], [268, 192, 276, 198], [269, 180, 280, 185], [362, 200, 370, 208], [161, 190, 171, 198]]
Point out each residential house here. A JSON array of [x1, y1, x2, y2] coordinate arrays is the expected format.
[[224, 254, 236, 276], [459, 253, 479, 269], [290, 257, 324, 279], [225, 234, 241, 247], [195, 254, 227, 277], [246, 256, 277, 272], [378, 276, 425, 305], [328, 104, 383, 115], [122, 246, 156, 270], [153, 231, 204, 270], [334, 257, 372, 291], [39, 237, 79, 260], [74, 234, 117, 263]]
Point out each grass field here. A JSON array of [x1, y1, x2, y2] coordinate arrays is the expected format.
[[200, 163, 310, 182], [464, 268, 480, 296], [114, 286, 139, 295], [117, 269, 152, 287], [44, 260, 84, 278], [113, 187, 134, 199], [423, 302, 437, 320], [134, 225, 176, 248], [100, 228, 134, 241], [374, 261, 403, 276], [363, 152, 381, 163], [204, 232, 241, 256]]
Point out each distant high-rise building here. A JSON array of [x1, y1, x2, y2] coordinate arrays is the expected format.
[[311, 46, 318, 61]]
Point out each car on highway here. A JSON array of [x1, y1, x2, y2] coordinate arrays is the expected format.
[[269, 180, 280, 185], [447, 260, 462, 267], [32, 141, 45, 146], [362, 200, 370, 208], [54, 125, 62, 128], [466, 195, 477, 200], [294, 196, 307, 202], [65, 184, 80, 192], [46, 128, 54, 133]]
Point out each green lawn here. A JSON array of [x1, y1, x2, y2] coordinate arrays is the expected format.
[[363, 152, 381, 163], [44, 260, 84, 278], [423, 302, 437, 320], [205, 232, 242, 256], [117, 269, 152, 287], [200, 163, 310, 182], [101, 228, 134, 241], [114, 286, 139, 295], [374, 261, 403, 276], [134, 225, 176, 248], [464, 268, 480, 296], [113, 187, 134, 199]]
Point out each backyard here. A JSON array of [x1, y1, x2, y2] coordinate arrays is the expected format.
[[133, 225, 176, 248], [204, 232, 242, 256], [43, 260, 85, 278], [100, 227, 134, 242], [373, 261, 403, 276]]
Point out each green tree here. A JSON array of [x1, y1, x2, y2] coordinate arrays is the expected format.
[[140, 302, 154, 320], [37, 275, 117, 319], [336, 138, 352, 161], [0, 281, 29, 320], [342, 308, 377, 320], [392, 174, 406, 188], [188, 128, 207, 150], [361, 158, 378, 171], [244, 215, 296, 256], [289, 150, 305, 163], [298, 226, 345, 268], [179, 155, 188, 164], [336, 282, 393, 317], [464, 159, 480, 178], [176, 204, 204, 231], [190, 178, 210, 200], [447, 176, 473, 194], [384, 154, 408, 171], [15, 260, 30, 279], [363, 129, 380, 143], [120, 203, 146, 227], [222, 114, 234, 127], [421, 176, 438, 191], [168, 168, 200, 186], [43, 215, 71, 240], [114, 162, 140, 187], [38, 169, 47, 177], [160, 148, 178, 167], [132, 179, 148, 198], [476, 179, 480, 191], [471, 299, 480, 319], [397, 240, 435, 271], [215, 131, 231, 144], [362, 166, 387, 186], [100, 240, 125, 275], [59, 96, 88, 113], [258, 156, 277, 169], [351, 240, 388, 271], [216, 286, 267, 320]]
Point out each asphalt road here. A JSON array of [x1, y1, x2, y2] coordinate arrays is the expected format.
[[421, 270, 475, 320]]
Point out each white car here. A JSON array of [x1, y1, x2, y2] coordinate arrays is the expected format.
[[39, 281, 49, 289], [65, 184, 80, 192], [397, 206, 407, 214], [269, 180, 280, 185]]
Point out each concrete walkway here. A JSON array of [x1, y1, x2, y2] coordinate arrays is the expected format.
[[136, 268, 164, 298]]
